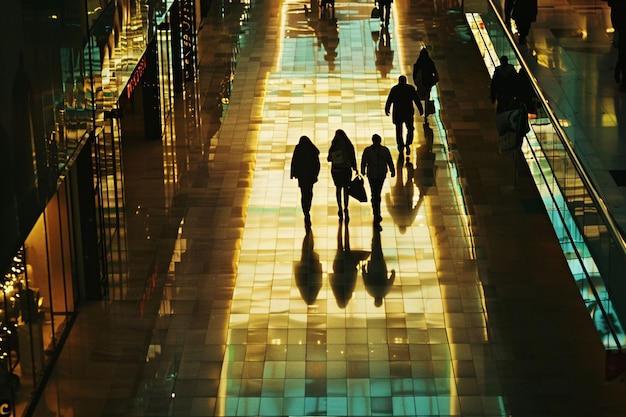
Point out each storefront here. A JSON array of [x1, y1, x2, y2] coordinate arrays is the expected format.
[[0, 180, 75, 417], [0, 0, 198, 414]]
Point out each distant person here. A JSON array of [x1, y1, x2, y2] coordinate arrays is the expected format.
[[490, 56, 517, 113], [291, 135, 321, 230], [515, 66, 538, 115], [321, 0, 334, 9], [361, 134, 395, 229], [328, 129, 357, 222], [377, 0, 392, 27], [385, 75, 423, 155], [616, 56, 626, 93], [504, 0, 514, 28], [511, 0, 538, 44], [608, 0, 626, 91], [412, 47, 439, 119]]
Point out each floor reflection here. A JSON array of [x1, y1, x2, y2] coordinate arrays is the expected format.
[[362, 226, 395, 307], [413, 121, 436, 197], [375, 26, 394, 78], [294, 230, 323, 305], [330, 223, 370, 308], [386, 154, 421, 232]]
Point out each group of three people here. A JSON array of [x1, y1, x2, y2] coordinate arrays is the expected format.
[[290, 129, 395, 231], [290, 47, 439, 230]]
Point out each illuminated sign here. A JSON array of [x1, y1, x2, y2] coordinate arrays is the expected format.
[[181, 0, 195, 81], [0, 401, 11, 416], [125, 54, 148, 100]]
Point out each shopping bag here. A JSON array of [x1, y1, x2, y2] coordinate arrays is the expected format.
[[348, 175, 368, 202]]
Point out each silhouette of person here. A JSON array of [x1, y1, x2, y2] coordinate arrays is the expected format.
[[291, 135, 321, 230], [490, 56, 517, 113], [377, 0, 392, 27], [608, 0, 626, 91], [412, 47, 439, 120], [385, 75, 423, 155], [294, 230, 323, 305], [385, 155, 422, 233], [375, 26, 394, 78], [511, 0, 537, 44], [362, 227, 395, 307], [328, 129, 357, 222], [515, 66, 537, 115], [361, 134, 395, 230], [320, 0, 334, 14], [504, 0, 514, 28]]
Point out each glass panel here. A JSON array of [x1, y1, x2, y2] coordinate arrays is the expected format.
[[43, 191, 73, 352], [469, 3, 626, 349]]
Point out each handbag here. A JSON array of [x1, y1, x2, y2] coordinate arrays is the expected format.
[[371, 6, 380, 19], [348, 174, 368, 202]]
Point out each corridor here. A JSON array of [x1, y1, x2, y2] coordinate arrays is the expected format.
[[32, 0, 626, 416]]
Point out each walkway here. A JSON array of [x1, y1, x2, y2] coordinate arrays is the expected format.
[[30, 0, 626, 416]]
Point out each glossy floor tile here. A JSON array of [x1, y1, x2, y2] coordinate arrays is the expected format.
[[31, 0, 626, 416]]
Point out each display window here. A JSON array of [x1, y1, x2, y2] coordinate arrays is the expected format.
[[0, 182, 75, 417]]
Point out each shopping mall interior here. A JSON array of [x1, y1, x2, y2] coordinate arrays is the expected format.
[[11, 0, 626, 415]]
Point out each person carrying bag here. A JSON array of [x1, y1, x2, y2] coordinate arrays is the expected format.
[[412, 47, 439, 121]]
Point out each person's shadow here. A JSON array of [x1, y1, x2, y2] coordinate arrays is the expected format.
[[329, 223, 369, 308], [385, 154, 422, 233], [414, 122, 437, 197], [374, 26, 394, 78], [294, 229, 323, 305], [362, 226, 395, 307]]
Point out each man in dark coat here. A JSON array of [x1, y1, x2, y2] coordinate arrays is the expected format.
[[511, 0, 538, 44], [608, 0, 626, 91], [385, 75, 423, 155], [361, 134, 395, 227], [490, 56, 517, 113]]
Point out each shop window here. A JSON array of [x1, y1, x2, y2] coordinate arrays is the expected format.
[[0, 182, 75, 416]]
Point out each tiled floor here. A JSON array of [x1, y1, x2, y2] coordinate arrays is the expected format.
[[31, 0, 626, 416]]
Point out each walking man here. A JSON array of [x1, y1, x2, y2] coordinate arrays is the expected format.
[[385, 75, 423, 155], [361, 134, 395, 230], [377, 0, 392, 27], [490, 56, 517, 113]]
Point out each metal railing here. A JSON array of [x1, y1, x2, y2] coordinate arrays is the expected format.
[[467, 2, 626, 350]]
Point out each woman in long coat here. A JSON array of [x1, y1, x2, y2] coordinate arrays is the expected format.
[[327, 129, 357, 222], [291, 135, 321, 229]]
